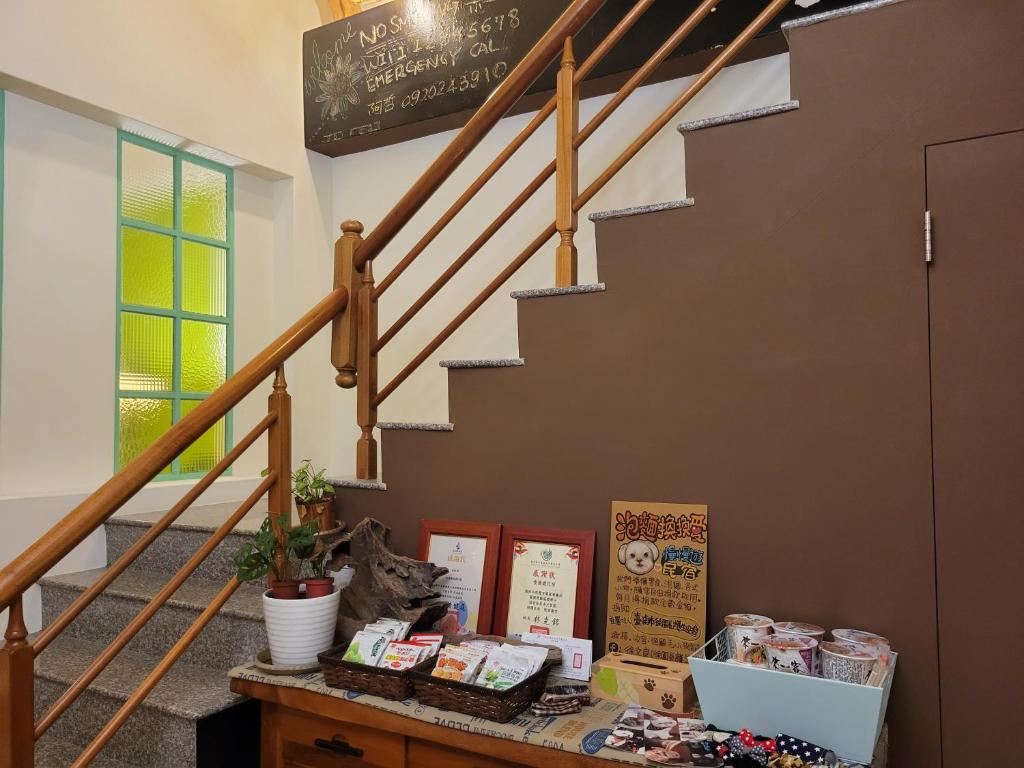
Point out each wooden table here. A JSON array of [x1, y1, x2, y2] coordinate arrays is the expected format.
[[231, 676, 624, 768]]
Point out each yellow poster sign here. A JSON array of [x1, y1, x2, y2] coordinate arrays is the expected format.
[[605, 501, 709, 662]]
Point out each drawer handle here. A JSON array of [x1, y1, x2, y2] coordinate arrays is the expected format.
[[314, 735, 365, 758]]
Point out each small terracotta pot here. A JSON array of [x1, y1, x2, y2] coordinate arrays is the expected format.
[[296, 500, 336, 532], [303, 578, 335, 599], [269, 580, 300, 600]]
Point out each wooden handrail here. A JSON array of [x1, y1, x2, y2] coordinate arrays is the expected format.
[[69, 577, 243, 768], [352, 0, 608, 272], [372, 0, 657, 299], [577, 0, 792, 210], [0, 287, 347, 614], [31, 412, 277, 655], [0, 4, 801, 763], [372, 0, 790, 406], [372, 0, 719, 353], [34, 473, 277, 739]]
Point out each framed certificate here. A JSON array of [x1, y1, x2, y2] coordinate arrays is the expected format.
[[493, 526, 596, 639], [417, 519, 501, 635]]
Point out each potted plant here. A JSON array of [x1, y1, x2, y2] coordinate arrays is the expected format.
[[303, 545, 335, 599], [293, 459, 337, 533], [233, 515, 341, 665]]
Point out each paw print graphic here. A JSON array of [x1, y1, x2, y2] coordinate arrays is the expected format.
[[643, 678, 656, 692], [660, 692, 676, 709]]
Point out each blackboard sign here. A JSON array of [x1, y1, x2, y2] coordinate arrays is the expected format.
[[303, 0, 868, 156], [303, 0, 571, 155]]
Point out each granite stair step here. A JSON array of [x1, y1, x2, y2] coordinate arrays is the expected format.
[[439, 358, 525, 368], [104, 501, 265, 582], [781, 0, 907, 38], [677, 101, 800, 134], [34, 635, 258, 768], [40, 568, 266, 669], [588, 198, 694, 223], [35, 732, 147, 768], [510, 283, 606, 299], [377, 421, 454, 432], [328, 476, 388, 491]]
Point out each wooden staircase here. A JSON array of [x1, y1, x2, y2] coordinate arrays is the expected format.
[[5, 0, 1016, 766], [32, 506, 266, 767]]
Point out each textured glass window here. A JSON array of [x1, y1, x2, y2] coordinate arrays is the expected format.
[[121, 142, 174, 228], [182, 241, 227, 316], [182, 161, 227, 240], [179, 400, 226, 474], [121, 228, 174, 309], [181, 320, 226, 393], [116, 134, 233, 478]]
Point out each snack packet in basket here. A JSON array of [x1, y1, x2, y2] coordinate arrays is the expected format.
[[342, 630, 391, 667], [431, 645, 487, 682]]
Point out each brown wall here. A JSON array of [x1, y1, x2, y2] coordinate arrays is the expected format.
[[333, 2, 1024, 765]]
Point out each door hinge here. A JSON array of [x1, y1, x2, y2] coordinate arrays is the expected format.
[[924, 210, 933, 264]]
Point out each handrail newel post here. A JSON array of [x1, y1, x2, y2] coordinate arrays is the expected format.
[[555, 36, 579, 288], [332, 221, 364, 389], [1, 595, 34, 767], [267, 366, 293, 582], [356, 256, 379, 480]]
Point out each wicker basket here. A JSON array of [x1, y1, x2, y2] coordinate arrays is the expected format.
[[410, 656, 556, 723], [317, 643, 419, 701]]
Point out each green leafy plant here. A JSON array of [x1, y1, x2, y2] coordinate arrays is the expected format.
[[232, 514, 320, 586], [292, 460, 336, 504]]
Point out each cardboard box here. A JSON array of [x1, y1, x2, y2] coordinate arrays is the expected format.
[[590, 652, 697, 714]]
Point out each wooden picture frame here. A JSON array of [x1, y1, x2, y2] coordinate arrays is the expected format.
[[493, 526, 596, 639], [417, 519, 502, 634]]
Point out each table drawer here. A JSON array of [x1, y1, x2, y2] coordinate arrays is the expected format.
[[408, 739, 526, 768], [277, 707, 405, 768]]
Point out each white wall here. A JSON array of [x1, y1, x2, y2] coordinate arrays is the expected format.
[[329, 54, 791, 475], [0, 0, 337, 632]]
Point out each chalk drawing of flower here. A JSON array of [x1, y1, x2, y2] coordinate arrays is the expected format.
[[315, 52, 363, 120]]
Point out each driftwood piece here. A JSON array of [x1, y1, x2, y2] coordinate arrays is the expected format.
[[329, 518, 450, 642]]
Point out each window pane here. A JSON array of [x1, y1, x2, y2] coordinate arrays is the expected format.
[[181, 320, 226, 392], [182, 161, 227, 240], [182, 241, 227, 316], [119, 312, 173, 391], [179, 399, 226, 473], [121, 142, 173, 227], [118, 397, 172, 473], [121, 227, 173, 309]]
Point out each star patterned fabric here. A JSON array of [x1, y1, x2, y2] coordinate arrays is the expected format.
[[775, 734, 833, 764]]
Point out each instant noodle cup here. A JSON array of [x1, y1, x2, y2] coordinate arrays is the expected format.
[[763, 633, 818, 676], [820, 640, 876, 685], [832, 629, 890, 658], [771, 621, 826, 641], [724, 614, 773, 666]]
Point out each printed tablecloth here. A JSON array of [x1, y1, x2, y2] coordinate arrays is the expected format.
[[228, 662, 885, 766]]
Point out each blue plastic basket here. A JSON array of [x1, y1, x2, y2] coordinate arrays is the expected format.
[[689, 628, 895, 764]]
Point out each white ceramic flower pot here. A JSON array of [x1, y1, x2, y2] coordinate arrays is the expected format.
[[262, 588, 340, 666]]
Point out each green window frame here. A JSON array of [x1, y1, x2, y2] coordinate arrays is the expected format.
[[115, 132, 234, 479]]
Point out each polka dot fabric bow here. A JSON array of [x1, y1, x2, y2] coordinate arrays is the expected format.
[[717, 729, 779, 766]]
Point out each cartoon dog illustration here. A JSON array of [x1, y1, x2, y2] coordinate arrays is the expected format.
[[617, 539, 660, 576]]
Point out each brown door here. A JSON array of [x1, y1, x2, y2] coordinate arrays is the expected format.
[[928, 129, 1024, 766]]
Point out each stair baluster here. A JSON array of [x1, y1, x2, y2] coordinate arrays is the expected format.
[[356, 244, 379, 480], [267, 367, 293, 579], [555, 37, 580, 288], [0, 595, 33, 768]]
